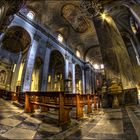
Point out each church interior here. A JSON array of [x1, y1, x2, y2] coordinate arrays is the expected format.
[[0, 0, 140, 139]]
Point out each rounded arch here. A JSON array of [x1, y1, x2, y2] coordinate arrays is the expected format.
[[75, 64, 83, 94], [83, 45, 99, 60], [49, 50, 65, 66], [2, 26, 31, 53], [31, 56, 43, 91], [47, 50, 65, 91]]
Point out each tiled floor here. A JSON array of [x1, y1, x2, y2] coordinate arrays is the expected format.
[[0, 98, 140, 140]]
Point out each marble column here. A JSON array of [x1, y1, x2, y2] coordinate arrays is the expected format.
[[82, 68, 85, 94], [41, 46, 51, 91], [72, 62, 75, 94], [85, 66, 91, 94], [65, 58, 69, 80], [11, 53, 22, 91], [94, 17, 136, 89], [22, 34, 40, 91]]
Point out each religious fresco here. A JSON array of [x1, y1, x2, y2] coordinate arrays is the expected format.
[[62, 4, 88, 33]]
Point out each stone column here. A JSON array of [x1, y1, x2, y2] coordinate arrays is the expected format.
[[65, 57, 69, 80], [94, 17, 136, 89], [22, 34, 40, 91], [41, 44, 51, 91], [82, 67, 85, 94], [11, 52, 22, 91], [85, 66, 91, 94], [72, 62, 75, 94]]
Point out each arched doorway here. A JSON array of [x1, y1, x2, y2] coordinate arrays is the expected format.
[[75, 64, 82, 94], [47, 50, 65, 91], [31, 57, 43, 91]]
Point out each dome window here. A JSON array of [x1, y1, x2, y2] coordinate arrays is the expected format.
[[57, 34, 63, 43], [76, 50, 81, 58]]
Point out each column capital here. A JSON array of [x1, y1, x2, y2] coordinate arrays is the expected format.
[[65, 54, 70, 60], [46, 41, 52, 49], [33, 33, 40, 41], [72, 58, 76, 64]]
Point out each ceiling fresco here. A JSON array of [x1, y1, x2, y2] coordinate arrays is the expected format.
[[62, 4, 89, 33]]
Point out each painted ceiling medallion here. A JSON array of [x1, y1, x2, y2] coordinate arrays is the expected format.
[[62, 4, 88, 33]]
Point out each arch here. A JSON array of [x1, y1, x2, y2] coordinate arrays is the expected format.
[[31, 57, 43, 91], [83, 45, 99, 60], [75, 64, 82, 94], [2, 26, 31, 53], [47, 50, 65, 91]]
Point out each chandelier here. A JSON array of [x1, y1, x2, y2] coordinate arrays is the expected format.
[[80, 0, 103, 18]]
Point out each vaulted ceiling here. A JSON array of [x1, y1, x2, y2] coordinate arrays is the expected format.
[[2, 0, 135, 66]]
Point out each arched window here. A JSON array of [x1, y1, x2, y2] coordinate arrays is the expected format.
[[130, 17, 138, 34], [76, 50, 81, 58], [57, 34, 63, 43], [27, 11, 35, 20]]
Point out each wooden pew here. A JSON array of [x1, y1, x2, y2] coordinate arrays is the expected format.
[[90, 94, 98, 110], [24, 91, 72, 125], [64, 94, 92, 119]]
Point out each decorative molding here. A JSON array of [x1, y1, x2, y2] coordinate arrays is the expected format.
[[65, 53, 70, 60], [72, 58, 76, 64], [33, 33, 40, 41], [46, 41, 53, 49]]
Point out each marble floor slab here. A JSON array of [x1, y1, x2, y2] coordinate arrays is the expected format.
[[1, 127, 36, 139], [0, 118, 21, 127]]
